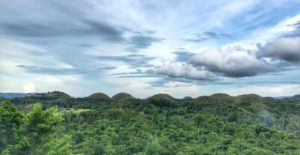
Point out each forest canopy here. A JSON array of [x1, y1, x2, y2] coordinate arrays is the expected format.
[[1, 92, 300, 154]]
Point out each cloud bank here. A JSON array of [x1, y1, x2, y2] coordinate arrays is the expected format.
[[1, 0, 300, 97]]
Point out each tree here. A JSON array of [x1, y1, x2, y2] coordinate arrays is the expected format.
[[26, 103, 63, 136], [0, 101, 26, 154], [42, 135, 73, 155], [25, 103, 63, 154]]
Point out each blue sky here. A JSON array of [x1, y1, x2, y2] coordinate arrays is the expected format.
[[0, 0, 300, 97]]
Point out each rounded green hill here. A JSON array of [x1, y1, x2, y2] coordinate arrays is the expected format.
[[112, 92, 133, 100], [87, 92, 110, 101], [147, 93, 177, 107]]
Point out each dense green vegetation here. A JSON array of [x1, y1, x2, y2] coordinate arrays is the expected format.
[[1, 91, 300, 154]]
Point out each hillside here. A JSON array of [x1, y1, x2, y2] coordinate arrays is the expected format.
[[1, 92, 300, 154]]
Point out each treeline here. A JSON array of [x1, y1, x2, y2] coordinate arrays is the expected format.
[[1, 91, 300, 154]]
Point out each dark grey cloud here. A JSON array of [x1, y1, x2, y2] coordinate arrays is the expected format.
[[186, 31, 230, 42], [290, 21, 300, 30], [81, 20, 124, 42], [0, 18, 162, 52], [0, 23, 59, 37], [17, 65, 115, 75], [0, 1, 161, 49], [95, 54, 155, 67], [257, 37, 300, 62], [172, 51, 195, 62], [0, 19, 125, 42], [126, 35, 162, 52]]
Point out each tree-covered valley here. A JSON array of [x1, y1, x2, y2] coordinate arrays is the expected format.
[[1, 91, 300, 155]]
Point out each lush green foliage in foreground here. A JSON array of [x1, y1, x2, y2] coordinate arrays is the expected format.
[[1, 91, 300, 154]]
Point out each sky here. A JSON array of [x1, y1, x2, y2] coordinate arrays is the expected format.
[[0, 0, 300, 98]]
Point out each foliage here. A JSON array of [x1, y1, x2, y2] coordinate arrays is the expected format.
[[1, 92, 300, 154]]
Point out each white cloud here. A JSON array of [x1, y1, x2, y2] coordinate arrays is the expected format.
[[156, 62, 218, 80], [191, 47, 272, 77]]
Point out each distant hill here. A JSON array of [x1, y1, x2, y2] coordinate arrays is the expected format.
[[147, 93, 177, 107], [112, 92, 133, 100], [87, 92, 110, 101], [0, 93, 28, 98]]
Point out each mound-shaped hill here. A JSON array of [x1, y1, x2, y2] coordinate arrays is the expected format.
[[46, 91, 71, 98], [0, 93, 28, 99], [190, 96, 219, 110], [284, 94, 300, 101], [211, 93, 232, 98], [236, 94, 263, 105], [87, 92, 110, 101], [236, 94, 261, 100], [147, 93, 177, 108], [235, 94, 268, 114], [192, 93, 234, 106], [293, 94, 300, 98], [112, 92, 133, 101], [182, 96, 193, 101], [30, 91, 72, 101], [210, 93, 234, 102], [262, 97, 278, 105]]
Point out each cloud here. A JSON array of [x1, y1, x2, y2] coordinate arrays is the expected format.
[[111, 69, 159, 78], [172, 51, 195, 62], [0, 19, 125, 42], [156, 62, 219, 81], [81, 20, 125, 42], [0, 23, 58, 37], [0, 1, 162, 50], [126, 35, 162, 52], [1, 0, 300, 97], [257, 37, 300, 62], [190, 47, 273, 77], [0, 39, 71, 69], [294, 21, 300, 29], [225, 84, 300, 97], [285, 20, 300, 37], [186, 31, 230, 42], [147, 78, 193, 88], [17, 65, 115, 75], [94, 54, 155, 67], [0, 19, 162, 52], [147, 78, 169, 87]]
